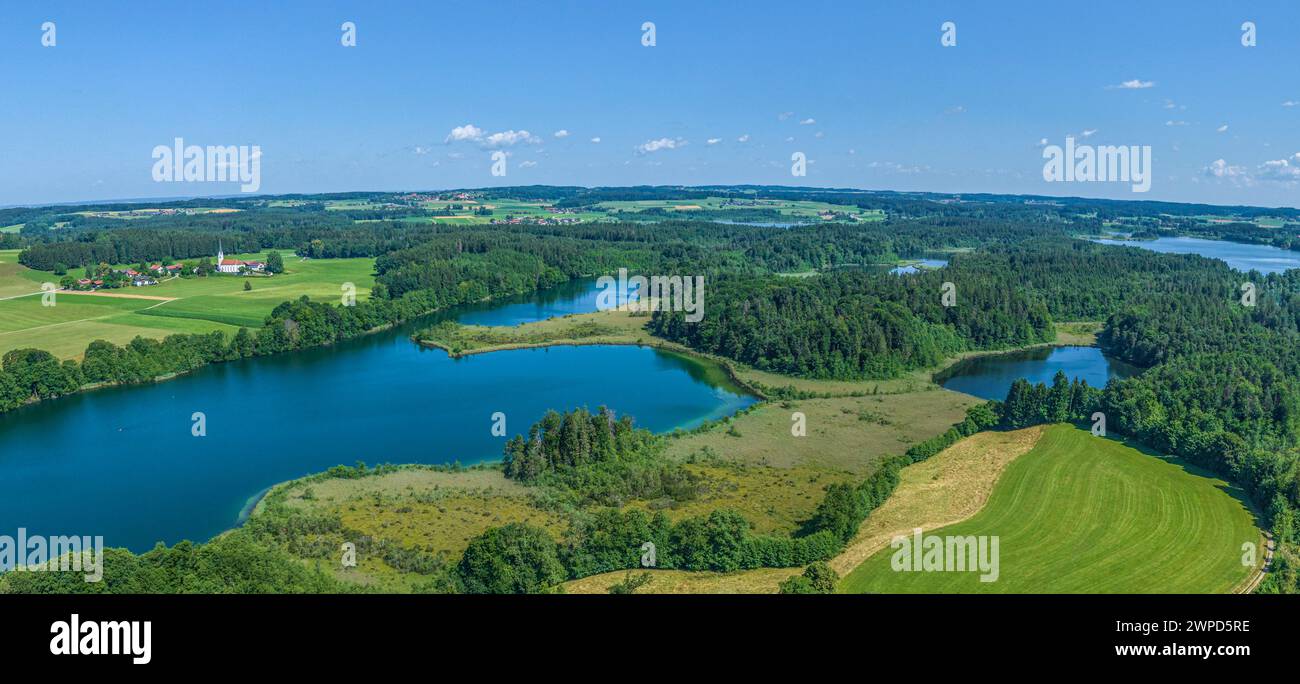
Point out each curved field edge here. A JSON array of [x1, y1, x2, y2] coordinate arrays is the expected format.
[[840, 424, 1264, 594]]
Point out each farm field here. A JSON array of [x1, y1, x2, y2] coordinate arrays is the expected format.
[[0, 250, 376, 358], [132, 251, 377, 328], [840, 424, 1263, 594], [322, 194, 890, 225], [596, 196, 885, 222], [0, 294, 238, 359], [0, 248, 50, 297]]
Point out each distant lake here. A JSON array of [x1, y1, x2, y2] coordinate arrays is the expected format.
[[1093, 236, 1300, 274], [890, 259, 949, 275], [0, 279, 754, 552], [937, 346, 1142, 401]]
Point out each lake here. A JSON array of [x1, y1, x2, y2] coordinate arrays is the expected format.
[[937, 346, 1142, 401], [1092, 236, 1300, 274], [0, 280, 755, 552], [890, 259, 949, 275]]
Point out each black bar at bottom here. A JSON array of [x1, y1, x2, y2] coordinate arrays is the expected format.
[[0, 593, 1291, 669]]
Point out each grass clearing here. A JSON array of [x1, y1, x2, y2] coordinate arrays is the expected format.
[[665, 393, 978, 474], [263, 467, 565, 591], [646, 462, 850, 536], [416, 308, 658, 356]]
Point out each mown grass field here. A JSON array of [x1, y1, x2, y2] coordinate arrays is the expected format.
[[0, 250, 375, 358], [0, 295, 239, 359], [840, 424, 1263, 593]]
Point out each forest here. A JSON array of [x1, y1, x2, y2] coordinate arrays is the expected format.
[[3, 185, 1299, 594]]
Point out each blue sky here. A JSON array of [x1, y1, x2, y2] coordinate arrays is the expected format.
[[1, 0, 1298, 207]]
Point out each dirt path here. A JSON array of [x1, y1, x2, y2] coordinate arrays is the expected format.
[[1236, 533, 1274, 594]]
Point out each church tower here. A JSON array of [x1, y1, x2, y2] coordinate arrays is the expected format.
[[217, 240, 224, 264]]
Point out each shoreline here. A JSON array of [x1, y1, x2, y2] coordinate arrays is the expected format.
[[414, 334, 770, 401]]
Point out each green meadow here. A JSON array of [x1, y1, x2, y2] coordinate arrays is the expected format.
[[0, 249, 50, 297], [840, 424, 1263, 594], [0, 249, 376, 358], [133, 251, 377, 327]]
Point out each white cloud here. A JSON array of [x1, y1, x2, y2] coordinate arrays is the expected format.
[[1257, 153, 1300, 181], [444, 124, 484, 143], [706, 138, 722, 145], [1111, 79, 1155, 89], [1216, 124, 1229, 133], [799, 118, 816, 125], [778, 112, 794, 121], [1284, 100, 1299, 108], [945, 105, 966, 115], [443, 124, 540, 148], [737, 134, 750, 143], [784, 136, 795, 143], [519, 160, 538, 168], [1204, 158, 1247, 178], [1081, 129, 1098, 138], [1038, 137, 1049, 147], [635, 137, 686, 154], [814, 131, 825, 138], [482, 130, 540, 147], [553, 129, 570, 138], [590, 137, 601, 143], [1165, 120, 1189, 127]]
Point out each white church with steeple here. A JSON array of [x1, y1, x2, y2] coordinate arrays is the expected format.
[[216, 241, 265, 274]]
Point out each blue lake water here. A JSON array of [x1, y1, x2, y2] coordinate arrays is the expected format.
[[1093, 236, 1300, 274], [0, 280, 755, 552], [890, 259, 949, 275], [937, 346, 1142, 401]]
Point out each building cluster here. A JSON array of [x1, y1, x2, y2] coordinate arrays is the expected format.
[[74, 263, 182, 289]]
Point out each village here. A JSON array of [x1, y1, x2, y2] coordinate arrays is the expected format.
[[63, 245, 273, 291]]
